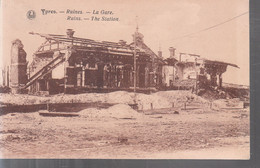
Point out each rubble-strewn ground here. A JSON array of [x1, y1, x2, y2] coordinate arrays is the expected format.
[[0, 91, 250, 159]]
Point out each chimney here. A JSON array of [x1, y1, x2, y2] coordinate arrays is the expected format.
[[119, 40, 127, 46], [66, 29, 75, 38], [169, 47, 176, 58], [158, 50, 162, 58]]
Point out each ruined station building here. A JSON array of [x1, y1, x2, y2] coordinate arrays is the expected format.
[[7, 29, 239, 95], [25, 29, 164, 94]]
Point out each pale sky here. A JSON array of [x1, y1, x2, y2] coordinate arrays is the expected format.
[[1, 0, 249, 85]]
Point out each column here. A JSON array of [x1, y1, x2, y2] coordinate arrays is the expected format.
[[77, 71, 82, 87], [219, 73, 223, 88], [82, 66, 85, 87], [64, 50, 72, 93]]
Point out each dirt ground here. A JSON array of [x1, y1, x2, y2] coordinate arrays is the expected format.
[[0, 104, 249, 159]]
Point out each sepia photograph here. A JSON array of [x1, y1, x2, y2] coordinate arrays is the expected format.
[[0, 0, 249, 159]]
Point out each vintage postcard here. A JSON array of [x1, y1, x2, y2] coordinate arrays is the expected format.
[[0, 0, 249, 159]]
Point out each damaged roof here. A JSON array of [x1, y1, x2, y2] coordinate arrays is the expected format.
[[204, 59, 239, 68], [29, 32, 132, 50], [172, 56, 239, 68]]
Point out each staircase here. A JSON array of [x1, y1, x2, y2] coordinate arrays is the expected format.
[[23, 53, 65, 89]]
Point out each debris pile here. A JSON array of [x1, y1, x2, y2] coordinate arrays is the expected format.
[[1, 88, 249, 112], [79, 104, 142, 119], [0, 90, 211, 111], [198, 86, 249, 101], [0, 86, 11, 93]]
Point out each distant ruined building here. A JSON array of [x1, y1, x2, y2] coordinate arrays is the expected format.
[[164, 51, 239, 91], [4, 29, 241, 95]]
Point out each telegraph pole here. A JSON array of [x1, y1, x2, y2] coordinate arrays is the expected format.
[[134, 29, 137, 93], [195, 58, 198, 94], [134, 17, 139, 93]]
